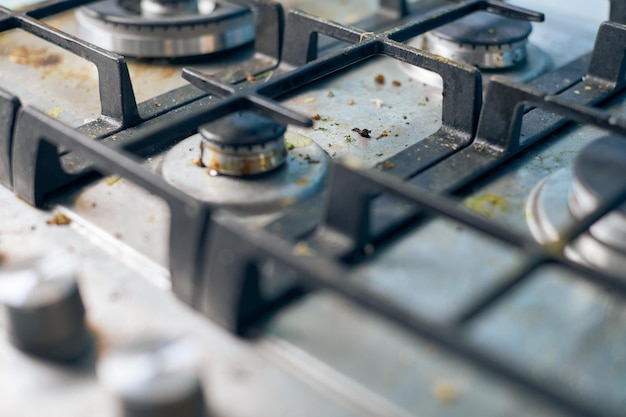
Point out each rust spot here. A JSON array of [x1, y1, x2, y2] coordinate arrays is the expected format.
[[296, 178, 309, 186], [8, 46, 62, 68]]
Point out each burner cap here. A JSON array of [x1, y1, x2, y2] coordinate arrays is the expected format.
[[75, 0, 255, 58], [198, 111, 288, 176], [569, 135, 626, 253], [425, 11, 532, 69]]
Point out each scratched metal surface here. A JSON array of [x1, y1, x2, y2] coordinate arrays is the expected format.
[[0, 1, 619, 417]]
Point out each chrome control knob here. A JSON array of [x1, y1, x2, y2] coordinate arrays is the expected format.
[[0, 253, 89, 362], [98, 338, 206, 417]]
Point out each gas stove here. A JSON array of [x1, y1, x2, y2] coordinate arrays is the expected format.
[[1, 1, 625, 417]]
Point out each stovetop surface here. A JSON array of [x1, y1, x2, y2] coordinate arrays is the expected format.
[[1, 1, 625, 417]]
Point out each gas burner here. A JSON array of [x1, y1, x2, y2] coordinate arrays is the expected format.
[[400, 11, 551, 87], [198, 111, 288, 176], [527, 136, 626, 277], [160, 112, 329, 214], [427, 11, 532, 70], [75, 0, 255, 58]]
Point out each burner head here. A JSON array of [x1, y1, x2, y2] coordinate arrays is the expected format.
[[75, 0, 254, 58], [199, 111, 288, 176], [140, 0, 214, 17], [569, 135, 626, 253], [425, 11, 532, 69]]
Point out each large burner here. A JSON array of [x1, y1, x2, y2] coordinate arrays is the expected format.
[[527, 136, 626, 277], [400, 11, 551, 87], [426, 11, 532, 70], [569, 136, 626, 254], [75, 0, 255, 58]]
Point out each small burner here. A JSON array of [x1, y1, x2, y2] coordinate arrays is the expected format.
[[75, 0, 255, 58], [426, 11, 532, 70], [160, 112, 329, 214], [399, 11, 551, 86], [199, 111, 287, 176]]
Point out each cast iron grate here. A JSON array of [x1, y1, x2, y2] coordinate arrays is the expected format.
[[2, 2, 626, 417]]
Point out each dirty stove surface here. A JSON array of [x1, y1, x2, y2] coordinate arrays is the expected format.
[[1, 1, 625, 417]]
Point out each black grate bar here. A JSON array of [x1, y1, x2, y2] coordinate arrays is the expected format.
[[205, 210, 620, 417], [281, 10, 367, 67], [11, 105, 212, 303], [388, 0, 542, 43], [0, 89, 20, 188], [481, 0, 544, 21], [0, 3, 140, 127], [17, 14, 139, 127], [182, 69, 313, 128], [208, 0, 285, 84], [609, 0, 626, 24], [379, 0, 409, 18], [586, 21, 626, 88], [23, 0, 102, 19]]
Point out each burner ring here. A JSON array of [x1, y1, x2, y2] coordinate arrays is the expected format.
[[526, 159, 626, 279], [75, 1, 255, 58], [160, 133, 329, 215], [425, 11, 533, 70]]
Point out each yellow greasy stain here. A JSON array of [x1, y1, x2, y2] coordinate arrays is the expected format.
[[463, 193, 508, 218], [46, 107, 64, 118], [284, 131, 313, 149]]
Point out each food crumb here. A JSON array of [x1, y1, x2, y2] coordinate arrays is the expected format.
[[46, 213, 71, 226], [392, 80, 402, 87], [352, 127, 371, 138], [304, 155, 320, 164], [246, 74, 255, 82], [376, 130, 388, 140], [293, 241, 312, 256], [286, 143, 295, 150], [312, 113, 321, 121], [369, 98, 383, 109], [296, 178, 309, 186], [432, 381, 458, 403], [106, 175, 121, 186], [374, 74, 385, 85], [379, 161, 394, 171], [302, 97, 316, 104], [344, 135, 353, 143], [327, 91, 334, 97], [347, 99, 355, 105]]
